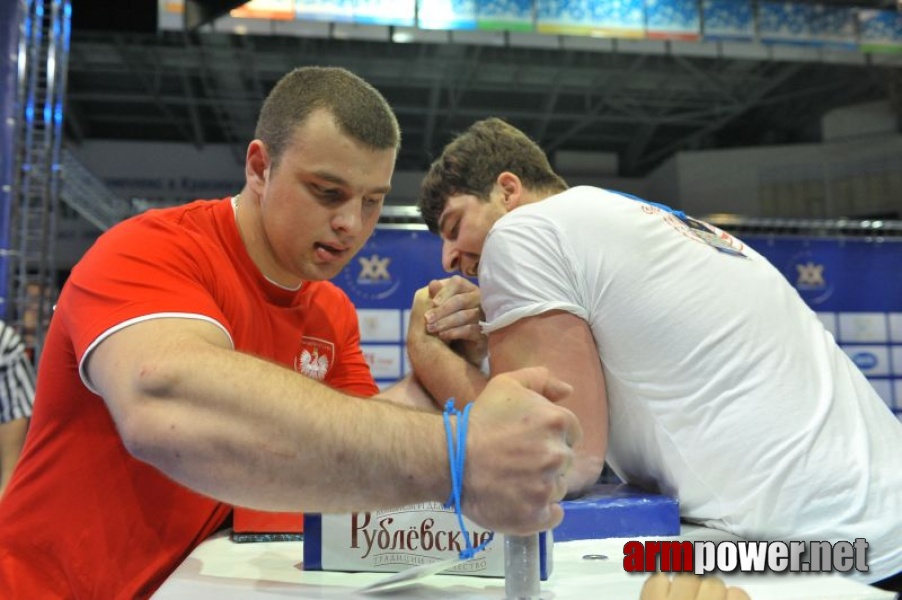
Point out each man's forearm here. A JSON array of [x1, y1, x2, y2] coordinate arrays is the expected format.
[[148, 356, 450, 512], [89, 319, 583, 537], [405, 280, 489, 408], [90, 323, 451, 513], [407, 332, 488, 408]]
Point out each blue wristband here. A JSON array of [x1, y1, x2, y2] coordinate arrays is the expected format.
[[442, 399, 495, 560]]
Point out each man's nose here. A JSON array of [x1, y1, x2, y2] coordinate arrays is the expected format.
[[332, 201, 362, 235], [441, 241, 459, 273]]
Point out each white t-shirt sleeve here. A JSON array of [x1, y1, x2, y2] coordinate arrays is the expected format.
[[479, 212, 588, 334]]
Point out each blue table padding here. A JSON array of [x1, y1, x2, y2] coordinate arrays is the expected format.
[[553, 483, 680, 542], [304, 514, 322, 569]]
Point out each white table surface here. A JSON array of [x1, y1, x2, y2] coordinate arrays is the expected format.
[[152, 526, 895, 600]]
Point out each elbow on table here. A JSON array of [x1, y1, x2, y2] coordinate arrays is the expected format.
[[566, 452, 606, 498]]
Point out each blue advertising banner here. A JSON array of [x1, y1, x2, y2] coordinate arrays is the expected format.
[[476, 0, 533, 32], [332, 228, 446, 388], [333, 227, 902, 418], [417, 0, 477, 30], [745, 236, 902, 418], [335, 228, 444, 310], [536, 0, 644, 38], [218, 0, 887, 54], [808, 6, 856, 49], [645, 0, 700, 41], [749, 237, 902, 313], [758, 1, 856, 48], [858, 9, 902, 54], [701, 0, 754, 41], [354, 0, 415, 26]]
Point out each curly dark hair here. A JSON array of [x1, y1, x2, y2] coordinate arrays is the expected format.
[[418, 118, 567, 233]]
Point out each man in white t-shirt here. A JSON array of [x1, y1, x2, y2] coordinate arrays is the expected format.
[[408, 117, 902, 591]]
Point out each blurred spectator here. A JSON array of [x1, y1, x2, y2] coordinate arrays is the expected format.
[[0, 321, 36, 497]]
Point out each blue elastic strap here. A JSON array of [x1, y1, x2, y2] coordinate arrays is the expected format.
[[442, 399, 495, 560]]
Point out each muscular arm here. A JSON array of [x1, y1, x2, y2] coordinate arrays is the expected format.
[[489, 310, 608, 497], [406, 279, 489, 406], [87, 317, 450, 513], [379, 281, 485, 410], [86, 317, 581, 534]]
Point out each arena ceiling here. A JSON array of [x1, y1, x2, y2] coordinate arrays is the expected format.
[[65, 0, 901, 178]]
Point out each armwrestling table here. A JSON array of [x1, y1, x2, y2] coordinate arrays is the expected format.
[[152, 525, 895, 600]]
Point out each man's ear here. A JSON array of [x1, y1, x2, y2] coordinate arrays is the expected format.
[[245, 140, 270, 194], [497, 171, 523, 209]]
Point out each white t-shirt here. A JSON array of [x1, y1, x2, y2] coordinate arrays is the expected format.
[[479, 186, 902, 583]]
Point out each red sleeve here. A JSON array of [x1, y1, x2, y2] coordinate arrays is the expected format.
[[59, 214, 230, 364]]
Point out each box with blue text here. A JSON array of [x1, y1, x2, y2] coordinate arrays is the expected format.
[[303, 502, 552, 579]]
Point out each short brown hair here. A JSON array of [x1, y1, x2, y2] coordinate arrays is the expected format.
[[418, 118, 567, 233], [255, 66, 401, 168]]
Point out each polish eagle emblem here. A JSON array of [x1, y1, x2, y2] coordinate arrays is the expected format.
[[294, 336, 335, 381], [299, 349, 329, 380]]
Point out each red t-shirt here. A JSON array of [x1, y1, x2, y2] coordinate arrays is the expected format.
[[0, 198, 378, 598]]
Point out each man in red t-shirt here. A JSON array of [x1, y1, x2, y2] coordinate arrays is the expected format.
[[0, 67, 581, 598]]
